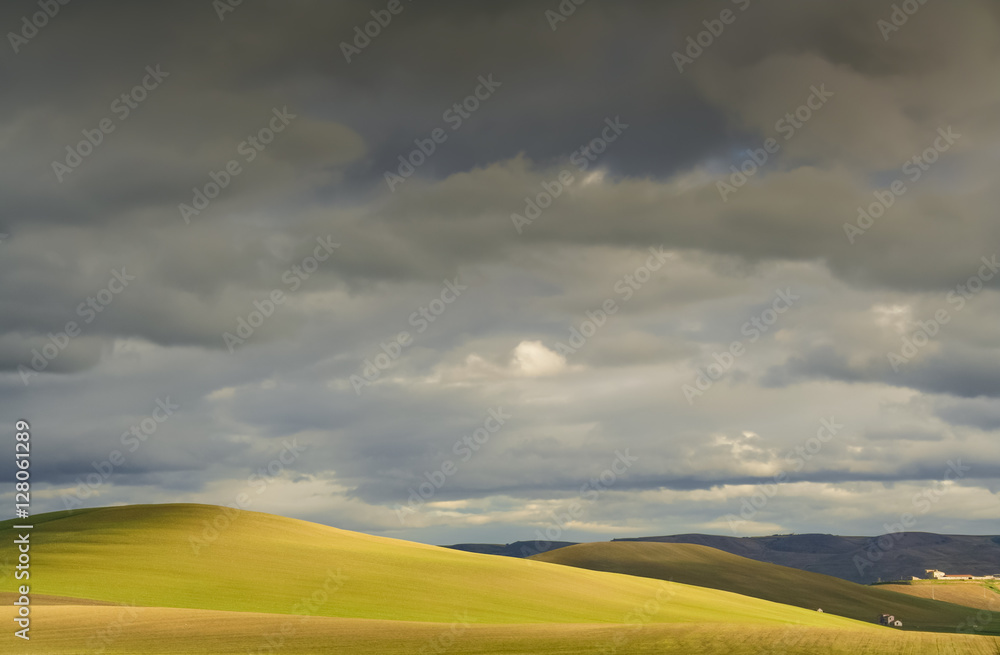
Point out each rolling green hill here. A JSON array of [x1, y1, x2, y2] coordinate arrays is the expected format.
[[530, 541, 1000, 635], [611, 532, 1000, 584], [4, 505, 1000, 654], [0, 504, 871, 628]]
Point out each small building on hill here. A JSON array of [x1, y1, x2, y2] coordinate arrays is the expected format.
[[878, 614, 903, 628], [925, 569, 995, 581]]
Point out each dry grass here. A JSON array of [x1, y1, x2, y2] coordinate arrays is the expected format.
[[879, 582, 1000, 613], [6, 604, 1000, 655]]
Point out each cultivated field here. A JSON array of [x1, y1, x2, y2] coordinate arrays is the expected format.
[[878, 581, 1000, 613], [4, 604, 1000, 655], [530, 541, 1000, 634], [0, 504, 866, 626], [2, 504, 998, 654]]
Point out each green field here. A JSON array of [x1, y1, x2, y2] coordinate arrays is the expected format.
[[0, 504, 865, 626], [2, 504, 998, 654], [530, 540, 1000, 634]]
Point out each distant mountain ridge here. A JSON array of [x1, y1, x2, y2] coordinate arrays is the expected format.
[[444, 532, 1000, 584], [446, 540, 577, 558]]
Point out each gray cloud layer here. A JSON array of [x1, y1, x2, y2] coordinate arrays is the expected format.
[[1, 0, 998, 543]]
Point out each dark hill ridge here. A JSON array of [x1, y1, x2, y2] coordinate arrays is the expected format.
[[445, 540, 577, 558], [529, 541, 1000, 635], [616, 533, 1000, 584], [444, 532, 1000, 584]]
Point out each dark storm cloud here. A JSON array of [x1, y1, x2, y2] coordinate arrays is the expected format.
[[935, 398, 1000, 431], [3, 0, 1000, 540], [763, 344, 1000, 399]]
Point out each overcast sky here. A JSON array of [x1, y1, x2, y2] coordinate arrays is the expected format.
[[2, 0, 999, 546]]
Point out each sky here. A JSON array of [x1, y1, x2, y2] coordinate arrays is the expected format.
[[2, 0, 999, 546]]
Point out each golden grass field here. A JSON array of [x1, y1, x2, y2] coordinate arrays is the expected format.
[[0, 605, 1000, 655], [2, 504, 998, 654], [4, 604, 1000, 655], [878, 581, 1000, 613]]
